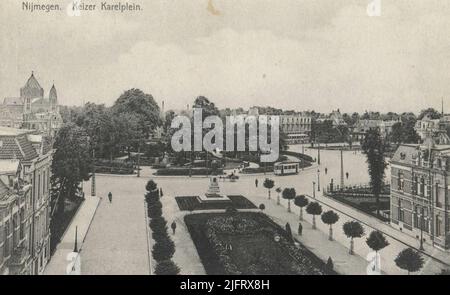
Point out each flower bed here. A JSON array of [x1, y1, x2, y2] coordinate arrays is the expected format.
[[184, 212, 335, 275], [175, 195, 257, 211]]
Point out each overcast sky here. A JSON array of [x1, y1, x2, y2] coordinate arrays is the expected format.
[[1, 0, 449, 113]]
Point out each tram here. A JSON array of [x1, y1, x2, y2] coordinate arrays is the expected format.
[[274, 162, 300, 176]]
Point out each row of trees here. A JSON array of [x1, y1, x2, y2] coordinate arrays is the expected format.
[[145, 180, 180, 275], [261, 181, 424, 274]]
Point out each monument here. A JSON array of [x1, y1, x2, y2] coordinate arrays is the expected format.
[[197, 176, 231, 203]]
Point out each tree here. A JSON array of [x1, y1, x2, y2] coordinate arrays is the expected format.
[[155, 259, 180, 275], [275, 187, 282, 205], [321, 210, 339, 240], [148, 202, 163, 219], [193, 96, 220, 118], [361, 129, 387, 218], [282, 188, 296, 212], [112, 88, 161, 138], [395, 248, 424, 275], [152, 238, 175, 262], [259, 203, 266, 211], [418, 108, 441, 120], [146, 180, 158, 192], [263, 178, 275, 200], [294, 195, 309, 221], [51, 123, 93, 218], [306, 202, 323, 229], [343, 221, 365, 255], [149, 216, 168, 233], [366, 230, 389, 254]]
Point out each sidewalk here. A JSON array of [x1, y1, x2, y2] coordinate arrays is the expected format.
[[241, 192, 369, 275], [313, 193, 450, 272], [44, 196, 100, 275]]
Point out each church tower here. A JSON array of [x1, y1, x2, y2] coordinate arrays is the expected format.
[[49, 84, 58, 112], [20, 71, 44, 114]]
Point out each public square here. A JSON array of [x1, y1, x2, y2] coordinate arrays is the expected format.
[[68, 145, 449, 275]]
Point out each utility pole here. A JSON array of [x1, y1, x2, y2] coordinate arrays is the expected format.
[[340, 148, 344, 190], [91, 149, 96, 197], [312, 181, 316, 198], [317, 142, 321, 165], [137, 141, 141, 178], [317, 169, 321, 192]]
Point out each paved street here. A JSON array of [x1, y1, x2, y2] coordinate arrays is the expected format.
[[77, 144, 449, 275], [80, 176, 151, 275]]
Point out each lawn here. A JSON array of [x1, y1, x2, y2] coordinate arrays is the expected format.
[[175, 195, 257, 211], [184, 212, 335, 275]]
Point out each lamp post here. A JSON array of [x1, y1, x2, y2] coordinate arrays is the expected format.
[[91, 149, 96, 197], [317, 142, 321, 165], [317, 169, 321, 192], [137, 141, 141, 178], [420, 207, 425, 250], [312, 181, 316, 198]]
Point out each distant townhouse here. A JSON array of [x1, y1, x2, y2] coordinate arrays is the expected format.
[[390, 140, 450, 250], [352, 119, 399, 141], [415, 114, 450, 144], [280, 113, 312, 144], [0, 127, 53, 274]]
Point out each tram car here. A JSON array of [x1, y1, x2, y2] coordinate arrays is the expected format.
[[274, 162, 300, 176]]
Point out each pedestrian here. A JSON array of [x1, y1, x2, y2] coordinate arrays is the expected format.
[[108, 192, 112, 203], [159, 187, 163, 197], [298, 223, 303, 236], [171, 221, 176, 235], [255, 179, 258, 187], [346, 172, 349, 179], [325, 167, 328, 175]]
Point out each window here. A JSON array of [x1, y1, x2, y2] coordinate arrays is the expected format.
[[20, 208, 25, 240], [436, 216, 442, 237], [398, 200, 404, 222], [4, 221, 10, 257], [420, 177, 425, 196], [436, 184, 442, 208], [398, 172, 404, 191]]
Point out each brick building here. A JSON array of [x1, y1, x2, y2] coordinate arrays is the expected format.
[[0, 127, 53, 274], [390, 141, 450, 250]]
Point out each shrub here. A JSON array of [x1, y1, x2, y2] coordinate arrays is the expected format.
[[150, 217, 168, 232], [148, 202, 163, 218], [154, 259, 180, 275], [146, 180, 158, 192], [152, 238, 175, 262]]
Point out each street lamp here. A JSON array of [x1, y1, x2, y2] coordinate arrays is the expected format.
[[317, 142, 321, 165], [420, 207, 425, 250], [317, 169, 321, 192], [312, 181, 316, 198]]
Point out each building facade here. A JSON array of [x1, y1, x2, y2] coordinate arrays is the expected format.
[[0, 127, 53, 274], [280, 113, 312, 144], [352, 119, 398, 141], [415, 114, 450, 144], [0, 72, 63, 136], [390, 142, 450, 250]]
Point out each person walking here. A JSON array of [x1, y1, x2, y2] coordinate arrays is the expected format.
[[171, 221, 177, 235], [108, 192, 112, 203], [346, 172, 349, 179], [325, 167, 328, 175], [298, 223, 303, 236], [255, 179, 258, 188]]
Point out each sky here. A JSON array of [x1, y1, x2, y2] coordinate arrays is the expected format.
[[1, 0, 450, 113]]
